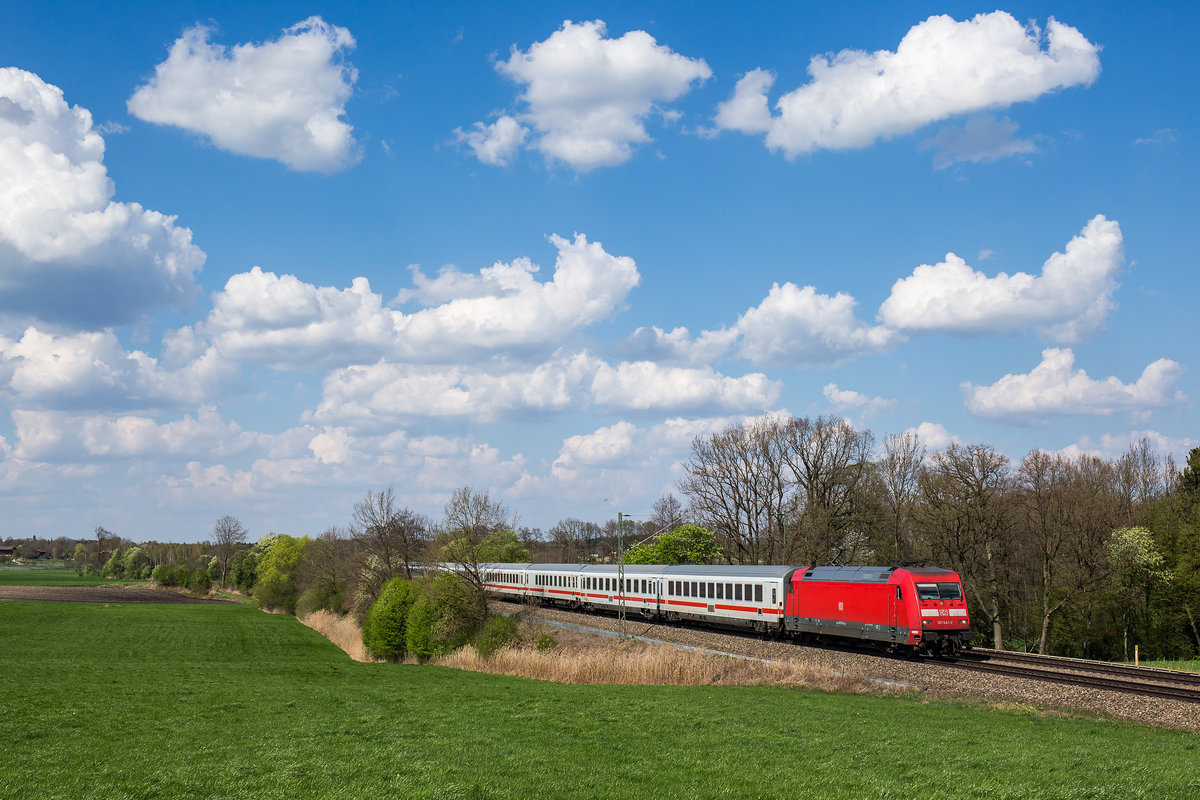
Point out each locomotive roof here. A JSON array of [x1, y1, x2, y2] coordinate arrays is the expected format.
[[801, 566, 896, 583]]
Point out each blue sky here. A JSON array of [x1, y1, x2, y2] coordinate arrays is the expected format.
[[2, 2, 1196, 543]]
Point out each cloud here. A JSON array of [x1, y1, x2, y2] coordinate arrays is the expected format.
[[901, 421, 958, 451], [590, 361, 779, 412], [0, 68, 205, 330], [0, 327, 234, 412], [453, 115, 527, 166], [9, 406, 246, 462], [716, 12, 1099, 157], [879, 215, 1123, 343], [621, 283, 896, 370], [1060, 429, 1199, 462], [1133, 128, 1179, 147], [551, 415, 733, 478], [962, 348, 1185, 420], [734, 283, 898, 367], [310, 353, 778, 427], [616, 325, 739, 366], [823, 383, 897, 417], [128, 17, 360, 173], [194, 233, 639, 369], [461, 19, 711, 170], [920, 113, 1038, 169]]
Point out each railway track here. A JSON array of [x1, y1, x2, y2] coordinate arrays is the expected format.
[[946, 649, 1200, 704]]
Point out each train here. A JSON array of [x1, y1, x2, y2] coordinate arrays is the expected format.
[[477, 562, 972, 657]]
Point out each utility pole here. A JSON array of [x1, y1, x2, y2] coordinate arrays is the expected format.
[[617, 511, 627, 640]]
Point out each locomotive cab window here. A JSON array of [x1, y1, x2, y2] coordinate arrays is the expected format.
[[916, 583, 940, 600], [937, 583, 963, 600]]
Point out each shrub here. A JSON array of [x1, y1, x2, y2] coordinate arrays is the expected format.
[[405, 574, 481, 659], [536, 633, 558, 652], [151, 563, 174, 586], [189, 566, 211, 594], [475, 615, 520, 660], [362, 578, 419, 661], [297, 586, 346, 618]]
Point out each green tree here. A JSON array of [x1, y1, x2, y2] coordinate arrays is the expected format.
[[622, 524, 719, 565], [361, 578, 419, 661], [437, 487, 525, 619], [1108, 526, 1171, 661], [253, 535, 309, 613], [71, 542, 88, 576], [123, 547, 150, 579], [101, 548, 124, 579]]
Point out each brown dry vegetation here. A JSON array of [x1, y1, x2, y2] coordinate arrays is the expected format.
[[436, 625, 879, 692], [299, 610, 378, 662], [297, 610, 876, 692]]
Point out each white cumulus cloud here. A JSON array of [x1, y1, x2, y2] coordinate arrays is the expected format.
[[310, 353, 778, 427], [453, 115, 527, 166], [0, 68, 204, 329], [734, 283, 898, 367], [128, 17, 360, 173], [823, 383, 897, 417], [192, 233, 639, 369], [0, 327, 234, 412], [879, 215, 1123, 343], [716, 12, 1099, 158], [962, 348, 1185, 420], [462, 19, 711, 170]]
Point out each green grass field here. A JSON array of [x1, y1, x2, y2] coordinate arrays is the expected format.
[[1137, 659, 1200, 673], [0, 560, 150, 586], [1, 600, 1195, 800]]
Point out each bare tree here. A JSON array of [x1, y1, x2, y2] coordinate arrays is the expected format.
[[779, 415, 875, 566], [920, 443, 1014, 650], [881, 431, 926, 562], [351, 487, 430, 600], [548, 518, 592, 562], [438, 486, 518, 617], [298, 527, 354, 613], [212, 515, 249, 587], [649, 493, 685, 533], [679, 417, 787, 564]]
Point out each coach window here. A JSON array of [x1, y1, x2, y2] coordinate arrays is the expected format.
[[734, 584, 742, 601], [716, 583, 723, 600], [754, 585, 763, 603], [708, 582, 715, 598]]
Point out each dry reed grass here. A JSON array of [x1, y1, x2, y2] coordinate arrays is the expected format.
[[432, 625, 875, 693], [299, 610, 378, 662]]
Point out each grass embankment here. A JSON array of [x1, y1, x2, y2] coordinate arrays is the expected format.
[[0, 561, 149, 586], [2, 601, 1197, 800], [1137, 659, 1200, 673]]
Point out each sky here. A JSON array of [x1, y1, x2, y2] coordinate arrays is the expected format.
[[1, 1, 1197, 543]]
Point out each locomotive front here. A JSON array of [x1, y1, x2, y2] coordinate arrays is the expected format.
[[901, 568, 972, 657]]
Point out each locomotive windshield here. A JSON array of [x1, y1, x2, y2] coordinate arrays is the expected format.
[[916, 582, 963, 600], [937, 582, 963, 600]]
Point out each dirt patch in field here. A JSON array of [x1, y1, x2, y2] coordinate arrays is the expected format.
[[0, 585, 233, 604]]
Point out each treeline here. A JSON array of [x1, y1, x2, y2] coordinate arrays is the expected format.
[[149, 487, 534, 661], [677, 414, 1200, 661]]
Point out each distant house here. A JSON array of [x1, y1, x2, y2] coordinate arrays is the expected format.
[[0, 545, 15, 562], [31, 549, 47, 560]]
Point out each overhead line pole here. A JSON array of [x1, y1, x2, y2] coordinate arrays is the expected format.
[[617, 511, 626, 641]]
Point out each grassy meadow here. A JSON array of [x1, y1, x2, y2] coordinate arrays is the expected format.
[[1, 599, 1197, 800], [0, 560, 149, 586]]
